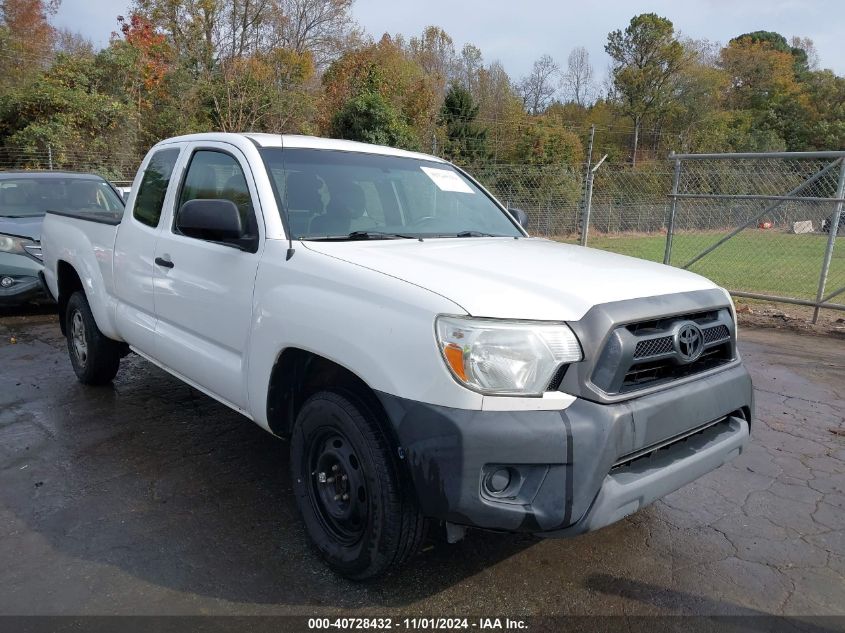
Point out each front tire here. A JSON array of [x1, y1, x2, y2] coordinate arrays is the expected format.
[[65, 291, 121, 385], [290, 390, 426, 580]]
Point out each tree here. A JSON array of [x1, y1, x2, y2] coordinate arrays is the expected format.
[[790, 36, 819, 72], [276, 0, 360, 68], [662, 39, 730, 153], [439, 83, 486, 163], [514, 116, 583, 166], [561, 46, 593, 106], [605, 13, 685, 165], [321, 34, 437, 144], [798, 70, 845, 149], [475, 60, 523, 161], [132, 0, 357, 73], [331, 90, 417, 149], [518, 54, 559, 115], [456, 43, 483, 96], [404, 25, 455, 99], [720, 36, 800, 111], [0, 51, 136, 174], [730, 30, 810, 75], [204, 48, 315, 132], [0, 0, 58, 90]]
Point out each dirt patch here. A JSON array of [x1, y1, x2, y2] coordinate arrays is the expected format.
[[735, 298, 845, 339]]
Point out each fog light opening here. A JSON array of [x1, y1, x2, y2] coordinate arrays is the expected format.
[[484, 467, 513, 495], [0, 276, 15, 288]]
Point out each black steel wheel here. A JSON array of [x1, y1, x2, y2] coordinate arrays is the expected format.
[[290, 390, 426, 580], [307, 428, 369, 545]]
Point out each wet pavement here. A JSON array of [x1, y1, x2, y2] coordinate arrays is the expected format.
[[0, 312, 843, 616]]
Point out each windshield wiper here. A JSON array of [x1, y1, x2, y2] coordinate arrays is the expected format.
[[346, 230, 418, 240], [454, 231, 499, 237]]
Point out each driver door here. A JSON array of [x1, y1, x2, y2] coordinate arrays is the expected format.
[[152, 142, 264, 412]]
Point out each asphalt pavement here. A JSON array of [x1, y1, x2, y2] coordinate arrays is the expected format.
[[0, 312, 843, 616]]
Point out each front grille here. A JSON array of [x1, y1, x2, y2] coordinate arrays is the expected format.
[[621, 342, 732, 392], [633, 336, 673, 359], [591, 308, 736, 396], [703, 324, 730, 344]]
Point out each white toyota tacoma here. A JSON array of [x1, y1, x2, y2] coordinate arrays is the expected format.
[[41, 133, 752, 579]]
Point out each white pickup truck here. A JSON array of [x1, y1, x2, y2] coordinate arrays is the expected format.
[[41, 133, 752, 579]]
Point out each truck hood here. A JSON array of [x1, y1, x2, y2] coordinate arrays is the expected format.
[[302, 237, 719, 321], [0, 215, 43, 241]]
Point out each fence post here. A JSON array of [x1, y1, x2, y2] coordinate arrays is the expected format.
[[580, 154, 607, 247], [579, 125, 596, 242], [48, 145, 53, 171], [580, 172, 595, 246], [663, 156, 682, 264], [812, 157, 845, 323]]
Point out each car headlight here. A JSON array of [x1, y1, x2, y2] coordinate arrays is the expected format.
[[0, 234, 42, 260], [435, 315, 583, 396]]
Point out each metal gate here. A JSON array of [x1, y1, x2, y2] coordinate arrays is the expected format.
[[663, 151, 845, 322]]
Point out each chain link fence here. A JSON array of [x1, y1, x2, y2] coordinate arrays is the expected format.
[[2, 145, 842, 318], [663, 152, 844, 321], [0, 147, 136, 187]]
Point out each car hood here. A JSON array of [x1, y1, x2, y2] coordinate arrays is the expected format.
[[0, 215, 44, 241], [302, 237, 720, 321]]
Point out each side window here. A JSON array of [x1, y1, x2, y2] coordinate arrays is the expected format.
[[177, 150, 257, 239], [133, 148, 180, 227]]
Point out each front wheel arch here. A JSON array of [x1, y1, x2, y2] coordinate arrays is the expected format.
[[266, 348, 393, 440], [56, 260, 84, 336]]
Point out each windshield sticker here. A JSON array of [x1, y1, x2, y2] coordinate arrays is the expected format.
[[420, 167, 475, 194]]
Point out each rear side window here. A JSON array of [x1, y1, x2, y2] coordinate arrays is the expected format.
[[134, 148, 180, 227]]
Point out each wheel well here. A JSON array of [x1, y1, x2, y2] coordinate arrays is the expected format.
[[266, 349, 393, 440], [56, 261, 83, 335]]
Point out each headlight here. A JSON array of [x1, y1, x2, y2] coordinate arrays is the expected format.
[[435, 315, 583, 396], [0, 234, 41, 260]]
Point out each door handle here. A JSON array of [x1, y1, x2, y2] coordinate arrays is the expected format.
[[155, 257, 174, 269]]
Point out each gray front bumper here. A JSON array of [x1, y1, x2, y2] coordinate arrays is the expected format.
[[378, 362, 752, 535], [542, 415, 748, 537]]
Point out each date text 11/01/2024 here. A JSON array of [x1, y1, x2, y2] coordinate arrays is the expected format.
[[307, 618, 528, 630]]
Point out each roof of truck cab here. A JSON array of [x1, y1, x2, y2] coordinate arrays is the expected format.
[[154, 132, 448, 164]]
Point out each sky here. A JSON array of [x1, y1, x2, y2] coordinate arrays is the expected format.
[[53, 0, 845, 82]]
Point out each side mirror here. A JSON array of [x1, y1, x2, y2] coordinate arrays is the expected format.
[[176, 199, 243, 242], [509, 207, 529, 229]]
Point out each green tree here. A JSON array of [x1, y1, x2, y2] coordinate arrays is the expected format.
[[605, 13, 685, 165], [331, 90, 418, 150], [321, 35, 437, 144], [439, 83, 487, 163], [513, 116, 583, 167], [719, 35, 805, 150], [0, 51, 136, 174], [730, 31, 809, 75]]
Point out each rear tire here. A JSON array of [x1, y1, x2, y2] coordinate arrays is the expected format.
[[290, 390, 426, 580], [65, 291, 121, 385]]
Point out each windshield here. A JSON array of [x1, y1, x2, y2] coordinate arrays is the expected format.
[[0, 177, 124, 218], [260, 148, 522, 240]]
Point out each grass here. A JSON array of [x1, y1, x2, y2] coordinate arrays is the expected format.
[[559, 230, 845, 301]]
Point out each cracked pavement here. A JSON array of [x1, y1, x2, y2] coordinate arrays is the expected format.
[[0, 313, 843, 616]]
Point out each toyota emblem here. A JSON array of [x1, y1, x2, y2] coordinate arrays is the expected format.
[[676, 322, 704, 362]]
